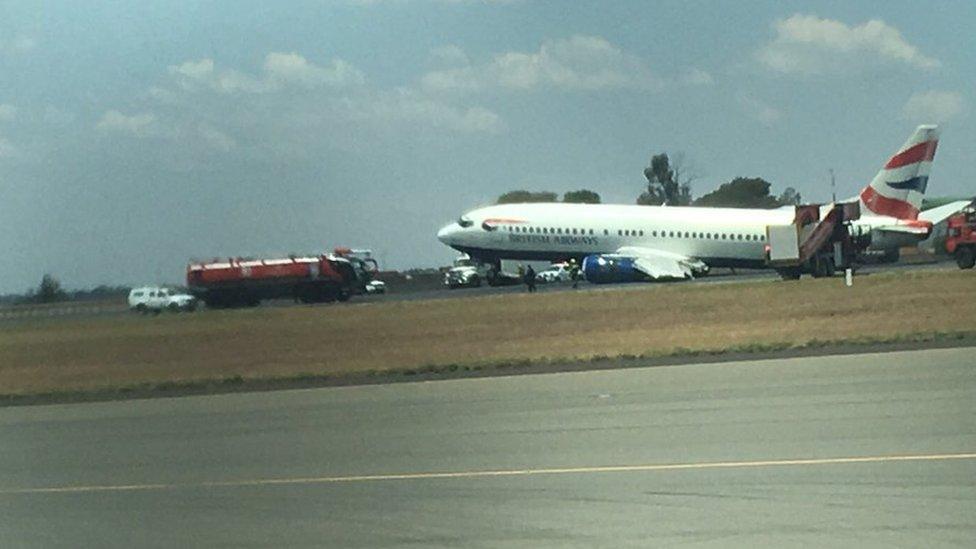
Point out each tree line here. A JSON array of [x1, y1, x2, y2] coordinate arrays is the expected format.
[[496, 152, 802, 209], [0, 274, 131, 305]]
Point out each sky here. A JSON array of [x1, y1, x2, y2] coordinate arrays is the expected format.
[[1, 0, 974, 293]]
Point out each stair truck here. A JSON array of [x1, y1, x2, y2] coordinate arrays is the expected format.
[[765, 203, 861, 280]]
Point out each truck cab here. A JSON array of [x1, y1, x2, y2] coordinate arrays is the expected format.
[[444, 255, 483, 288], [946, 207, 976, 269]]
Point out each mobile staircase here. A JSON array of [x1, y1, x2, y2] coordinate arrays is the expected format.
[[766, 202, 861, 280]]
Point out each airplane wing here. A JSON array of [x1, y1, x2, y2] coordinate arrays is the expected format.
[[874, 223, 931, 236], [919, 200, 974, 225], [615, 246, 709, 280]]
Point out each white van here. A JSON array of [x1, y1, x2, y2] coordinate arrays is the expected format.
[[128, 286, 197, 313]]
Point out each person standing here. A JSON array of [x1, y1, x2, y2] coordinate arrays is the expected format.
[[524, 265, 537, 293], [569, 258, 580, 289]]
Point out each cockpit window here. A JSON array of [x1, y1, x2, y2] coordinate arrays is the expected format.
[[457, 215, 473, 228]]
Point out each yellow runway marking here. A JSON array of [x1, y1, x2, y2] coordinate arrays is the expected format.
[[4, 452, 975, 495]]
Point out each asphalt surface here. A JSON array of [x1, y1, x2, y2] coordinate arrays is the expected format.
[[1, 347, 974, 547]]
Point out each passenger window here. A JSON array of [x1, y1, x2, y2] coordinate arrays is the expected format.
[[669, 231, 674, 237], [604, 229, 609, 235], [639, 230, 644, 236], [653, 230, 658, 237]]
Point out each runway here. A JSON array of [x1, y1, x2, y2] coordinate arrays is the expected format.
[[0, 260, 955, 322], [1, 347, 974, 547]]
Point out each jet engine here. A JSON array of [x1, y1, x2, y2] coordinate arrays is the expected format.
[[581, 255, 651, 284]]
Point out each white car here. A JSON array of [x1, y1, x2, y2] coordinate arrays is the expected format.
[[365, 280, 387, 294], [536, 263, 571, 283], [128, 286, 197, 313]]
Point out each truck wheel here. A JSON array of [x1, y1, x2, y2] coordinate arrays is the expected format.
[[776, 268, 801, 281], [471, 276, 481, 287], [811, 256, 836, 278], [167, 303, 180, 313], [337, 290, 351, 302], [956, 246, 976, 269]]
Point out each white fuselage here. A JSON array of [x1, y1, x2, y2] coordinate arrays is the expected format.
[[437, 202, 796, 267]]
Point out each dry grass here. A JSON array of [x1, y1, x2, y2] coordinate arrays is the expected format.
[[1, 269, 974, 396]]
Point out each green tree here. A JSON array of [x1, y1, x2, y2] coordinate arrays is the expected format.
[[776, 187, 802, 206], [36, 273, 67, 303], [496, 190, 559, 204], [637, 152, 693, 206], [693, 177, 780, 208], [562, 189, 601, 204]]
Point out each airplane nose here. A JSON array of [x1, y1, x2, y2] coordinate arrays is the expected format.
[[437, 223, 458, 244]]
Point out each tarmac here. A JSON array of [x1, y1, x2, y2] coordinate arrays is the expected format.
[[1, 347, 973, 547]]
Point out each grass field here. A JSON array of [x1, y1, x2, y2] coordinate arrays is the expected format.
[[1, 269, 974, 397]]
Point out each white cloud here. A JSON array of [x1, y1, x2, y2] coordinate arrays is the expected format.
[[355, 89, 504, 133], [111, 48, 505, 164], [166, 53, 364, 94], [196, 124, 236, 151], [421, 35, 658, 93], [147, 86, 179, 104], [680, 68, 713, 86], [151, 51, 502, 139], [95, 110, 157, 136], [901, 90, 967, 123], [428, 44, 469, 67], [0, 103, 16, 121], [12, 36, 36, 53], [169, 58, 214, 80], [264, 52, 365, 88], [738, 94, 782, 127], [758, 14, 939, 75], [2, 35, 36, 55], [0, 136, 18, 158]]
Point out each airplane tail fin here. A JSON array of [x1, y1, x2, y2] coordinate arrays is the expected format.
[[859, 125, 939, 220]]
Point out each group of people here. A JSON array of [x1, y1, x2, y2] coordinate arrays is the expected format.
[[518, 259, 581, 293]]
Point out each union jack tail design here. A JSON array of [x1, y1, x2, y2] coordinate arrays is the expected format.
[[859, 125, 939, 220]]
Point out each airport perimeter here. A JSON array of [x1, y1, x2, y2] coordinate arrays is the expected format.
[[1, 268, 973, 402]]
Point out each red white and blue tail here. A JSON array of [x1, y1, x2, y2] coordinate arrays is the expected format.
[[859, 125, 939, 220]]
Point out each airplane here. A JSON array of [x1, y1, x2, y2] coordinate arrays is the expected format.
[[437, 125, 967, 282]]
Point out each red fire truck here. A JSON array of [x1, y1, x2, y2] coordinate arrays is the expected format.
[[945, 207, 976, 270], [186, 249, 377, 308]]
